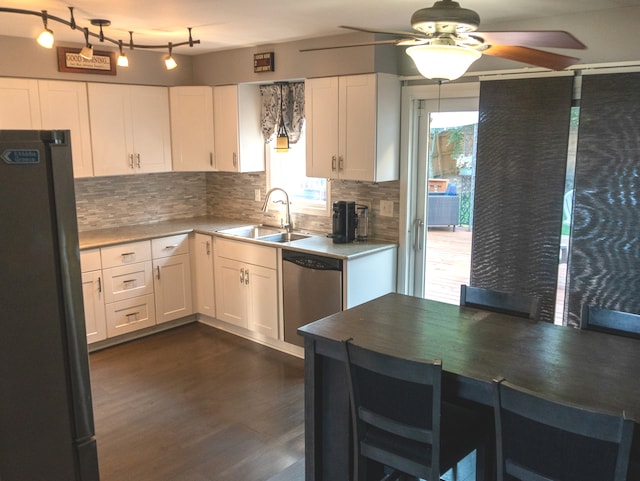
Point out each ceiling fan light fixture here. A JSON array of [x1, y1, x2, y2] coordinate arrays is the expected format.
[[406, 44, 481, 81]]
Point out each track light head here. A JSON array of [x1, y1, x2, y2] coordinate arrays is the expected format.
[[164, 42, 177, 70], [37, 11, 54, 48], [80, 27, 93, 60]]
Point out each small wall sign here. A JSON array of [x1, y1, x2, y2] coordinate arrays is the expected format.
[[57, 47, 117, 75], [254, 52, 275, 73]]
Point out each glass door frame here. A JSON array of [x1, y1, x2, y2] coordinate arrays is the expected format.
[[397, 81, 480, 297]]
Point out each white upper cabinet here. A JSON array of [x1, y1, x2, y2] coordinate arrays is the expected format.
[[88, 83, 172, 176], [170, 86, 215, 172], [305, 73, 400, 182], [38, 80, 94, 178], [0, 78, 41, 129], [213, 84, 264, 173]]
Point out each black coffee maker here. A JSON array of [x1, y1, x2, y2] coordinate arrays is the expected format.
[[331, 201, 357, 243]]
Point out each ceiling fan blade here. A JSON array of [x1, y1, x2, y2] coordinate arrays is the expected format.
[[300, 39, 402, 52], [483, 45, 581, 70], [473, 30, 586, 49], [340, 25, 427, 39]]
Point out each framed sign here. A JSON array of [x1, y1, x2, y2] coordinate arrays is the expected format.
[[254, 52, 275, 73], [57, 47, 117, 75]]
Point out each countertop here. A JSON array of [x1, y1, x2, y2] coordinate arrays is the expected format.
[[78, 216, 397, 260]]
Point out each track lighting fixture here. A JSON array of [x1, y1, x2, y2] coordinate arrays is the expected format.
[[0, 6, 200, 69], [79, 27, 93, 60], [36, 10, 54, 48], [117, 40, 128, 67], [164, 43, 177, 70]]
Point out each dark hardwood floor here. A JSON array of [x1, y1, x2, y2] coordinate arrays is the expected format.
[[89, 323, 305, 481]]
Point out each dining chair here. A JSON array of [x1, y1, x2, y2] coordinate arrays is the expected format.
[[342, 339, 489, 481], [580, 304, 640, 339], [492, 378, 634, 481], [460, 285, 541, 321]]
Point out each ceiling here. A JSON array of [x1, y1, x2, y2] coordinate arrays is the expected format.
[[2, 0, 640, 56]]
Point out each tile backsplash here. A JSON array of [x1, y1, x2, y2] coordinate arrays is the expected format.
[[75, 171, 399, 242]]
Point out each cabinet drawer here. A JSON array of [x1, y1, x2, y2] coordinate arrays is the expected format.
[[105, 294, 156, 337], [215, 237, 277, 269], [101, 241, 151, 268], [152, 233, 189, 259], [103, 261, 154, 303], [80, 249, 102, 272]]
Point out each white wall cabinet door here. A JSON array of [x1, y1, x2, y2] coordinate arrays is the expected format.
[[170, 86, 215, 171], [214, 256, 248, 328], [81, 269, 107, 344], [88, 83, 171, 176], [213, 84, 264, 173], [245, 264, 278, 339], [0, 78, 41, 129], [305, 76, 339, 179], [38, 80, 94, 178], [305, 73, 400, 182], [153, 253, 193, 324], [193, 233, 216, 317]]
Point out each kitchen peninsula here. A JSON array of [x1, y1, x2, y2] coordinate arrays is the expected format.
[[79, 216, 397, 355]]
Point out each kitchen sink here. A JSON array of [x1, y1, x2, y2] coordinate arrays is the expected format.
[[218, 225, 311, 243], [218, 225, 284, 239], [258, 232, 311, 243]]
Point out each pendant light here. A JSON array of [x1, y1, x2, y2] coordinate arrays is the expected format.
[[275, 83, 290, 153]]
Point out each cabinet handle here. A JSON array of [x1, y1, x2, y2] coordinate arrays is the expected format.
[[338, 156, 344, 171], [245, 269, 249, 285], [331, 155, 337, 171], [163, 245, 179, 250], [156, 266, 161, 280], [206, 241, 211, 256], [125, 311, 140, 322], [210, 152, 213, 167], [121, 251, 135, 258], [97, 276, 102, 293], [129, 154, 134, 169], [123, 279, 137, 289], [136, 153, 141, 168], [240, 268, 245, 284], [232, 152, 237, 167]]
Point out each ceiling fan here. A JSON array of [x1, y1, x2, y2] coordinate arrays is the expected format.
[[301, 0, 586, 80]]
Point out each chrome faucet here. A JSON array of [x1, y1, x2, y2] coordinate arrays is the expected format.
[[261, 187, 293, 232]]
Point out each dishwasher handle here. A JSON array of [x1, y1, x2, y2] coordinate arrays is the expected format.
[[282, 250, 343, 271]]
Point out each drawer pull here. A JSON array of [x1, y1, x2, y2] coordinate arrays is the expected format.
[[163, 245, 179, 249], [123, 279, 137, 289], [125, 311, 140, 322], [121, 252, 135, 257]]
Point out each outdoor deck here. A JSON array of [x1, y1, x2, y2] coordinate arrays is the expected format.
[[424, 227, 567, 324]]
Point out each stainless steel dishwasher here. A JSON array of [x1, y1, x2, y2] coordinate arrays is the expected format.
[[282, 249, 343, 347]]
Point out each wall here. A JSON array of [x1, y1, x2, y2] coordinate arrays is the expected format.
[[74, 173, 207, 230], [206, 172, 400, 242], [0, 35, 194, 86], [74, 171, 400, 241]]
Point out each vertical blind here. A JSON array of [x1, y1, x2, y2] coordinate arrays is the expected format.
[[471, 76, 573, 323], [566, 72, 640, 324]]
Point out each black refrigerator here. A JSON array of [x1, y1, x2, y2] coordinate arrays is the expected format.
[[0, 130, 99, 480]]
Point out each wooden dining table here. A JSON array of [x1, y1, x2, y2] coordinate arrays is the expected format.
[[298, 292, 640, 481]]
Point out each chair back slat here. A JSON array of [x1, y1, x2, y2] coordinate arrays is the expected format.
[[461, 284, 541, 321], [581, 304, 640, 339]]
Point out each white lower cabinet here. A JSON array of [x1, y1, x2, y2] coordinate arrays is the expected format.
[[105, 294, 156, 337], [193, 233, 216, 317], [152, 234, 193, 324], [101, 240, 156, 337], [214, 238, 278, 339], [80, 250, 107, 344]]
